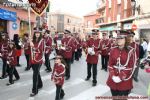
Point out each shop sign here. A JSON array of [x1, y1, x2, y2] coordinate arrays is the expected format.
[[123, 23, 132, 30], [0, 8, 17, 21], [12, 22, 18, 30]]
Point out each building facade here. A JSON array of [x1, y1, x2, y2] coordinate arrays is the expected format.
[[96, 0, 150, 39], [83, 11, 100, 33], [48, 12, 83, 33]]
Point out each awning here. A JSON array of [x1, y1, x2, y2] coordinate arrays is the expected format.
[[0, 8, 17, 21], [99, 26, 118, 31]]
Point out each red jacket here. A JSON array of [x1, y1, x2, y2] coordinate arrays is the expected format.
[[86, 38, 101, 64], [61, 37, 73, 59], [23, 38, 31, 55], [100, 39, 111, 56], [7, 48, 17, 66], [0, 40, 9, 59], [51, 63, 65, 85], [72, 37, 79, 52], [106, 46, 136, 91], [44, 36, 52, 55], [31, 39, 44, 64]]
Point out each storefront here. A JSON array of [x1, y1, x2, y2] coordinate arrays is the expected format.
[[0, 8, 17, 33]]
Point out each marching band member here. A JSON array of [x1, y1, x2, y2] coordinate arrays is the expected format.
[[85, 30, 101, 86], [23, 33, 31, 71], [0, 32, 9, 79], [127, 31, 139, 82], [61, 30, 73, 80], [13, 34, 22, 67], [100, 32, 111, 71], [43, 30, 52, 72], [51, 55, 66, 100], [71, 34, 79, 62], [54, 32, 60, 55], [74, 33, 82, 61], [6, 40, 20, 85], [106, 30, 136, 98], [30, 29, 44, 97]]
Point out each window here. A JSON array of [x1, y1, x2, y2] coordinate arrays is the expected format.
[[117, 0, 121, 4], [124, 10, 127, 18], [67, 18, 71, 24], [108, 0, 111, 8], [117, 14, 121, 21], [117, 5, 121, 14], [124, 0, 127, 9]]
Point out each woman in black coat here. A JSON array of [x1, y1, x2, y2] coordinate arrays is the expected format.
[[13, 34, 22, 66]]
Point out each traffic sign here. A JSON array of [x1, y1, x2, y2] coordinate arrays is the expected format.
[[132, 24, 137, 30]]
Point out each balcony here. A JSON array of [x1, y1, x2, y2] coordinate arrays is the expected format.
[[95, 17, 105, 24]]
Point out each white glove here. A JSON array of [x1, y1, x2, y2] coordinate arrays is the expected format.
[[112, 76, 122, 83], [75, 49, 77, 52], [7, 61, 10, 64], [0, 53, 2, 57], [91, 51, 95, 55], [30, 42, 34, 47], [61, 46, 66, 50], [18, 41, 22, 46], [45, 50, 49, 54]]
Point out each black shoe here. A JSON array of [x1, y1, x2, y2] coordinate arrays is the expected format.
[[30, 93, 37, 97], [25, 67, 30, 71], [134, 78, 139, 82], [65, 76, 70, 80], [0, 75, 7, 79], [92, 83, 97, 86], [101, 68, 104, 70], [17, 64, 21, 67], [60, 93, 65, 99], [38, 86, 43, 90], [14, 78, 20, 81], [45, 69, 52, 72], [6, 82, 14, 86], [85, 77, 90, 81]]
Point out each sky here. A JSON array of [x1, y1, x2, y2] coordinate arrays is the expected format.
[[50, 0, 99, 17], [8, 0, 99, 17]]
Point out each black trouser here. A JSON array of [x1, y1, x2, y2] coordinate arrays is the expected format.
[[1, 58, 8, 77], [133, 61, 140, 80], [87, 63, 97, 83], [75, 51, 79, 61], [8, 66, 20, 83], [64, 58, 71, 78], [78, 49, 82, 58], [71, 52, 75, 63], [55, 84, 65, 100], [31, 64, 43, 94], [101, 55, 109, 70], [44, 54, 51, 71], [17, 56, 20, 65], [25, 54, 30, 69], [110, 89, 131, 100]]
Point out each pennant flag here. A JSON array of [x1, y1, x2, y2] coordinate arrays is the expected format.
[[28, 0, 48, 16]]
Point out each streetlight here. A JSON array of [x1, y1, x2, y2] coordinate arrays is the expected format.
[[131, 0, 136, 16]]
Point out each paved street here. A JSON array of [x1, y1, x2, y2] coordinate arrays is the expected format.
[[0, 52, 149, 100]]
